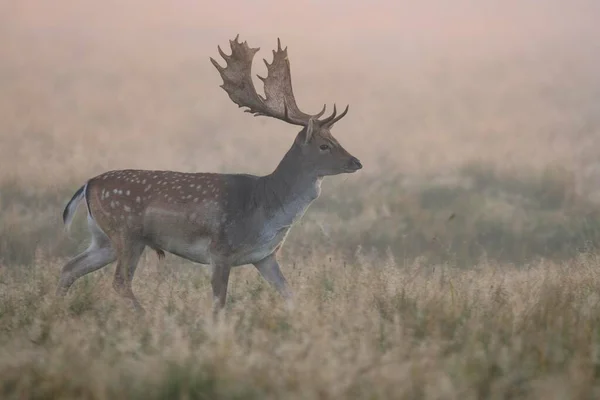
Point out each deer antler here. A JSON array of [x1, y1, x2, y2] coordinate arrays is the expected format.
[[319, 104, 350, 128], [211, 35, 331, 127]]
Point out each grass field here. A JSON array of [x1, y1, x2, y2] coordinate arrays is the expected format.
[[2, 1, 600, 398], [2, 248, 600, 399]]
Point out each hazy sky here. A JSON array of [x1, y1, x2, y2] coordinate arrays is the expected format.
[[2, 0, 600, 185], [5, 1, 599, 46]]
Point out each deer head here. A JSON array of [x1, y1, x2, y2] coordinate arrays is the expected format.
[[210, 35, 362, 177]]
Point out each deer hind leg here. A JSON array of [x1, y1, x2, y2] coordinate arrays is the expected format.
[[112, 239, 146, 313], [57, 216, 116, 296]]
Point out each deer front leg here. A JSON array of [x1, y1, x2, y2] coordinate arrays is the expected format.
[[253, 254, 294, 309], [211, 263, 231, 318]]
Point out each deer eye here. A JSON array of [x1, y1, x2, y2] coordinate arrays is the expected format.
[[319, 144, 330, 151]]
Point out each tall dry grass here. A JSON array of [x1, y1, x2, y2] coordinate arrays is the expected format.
[[2, 253, 600, 399]]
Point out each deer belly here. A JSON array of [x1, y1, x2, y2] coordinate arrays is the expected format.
[[142, 208, 216, 264], [150, 235, 213, 264]]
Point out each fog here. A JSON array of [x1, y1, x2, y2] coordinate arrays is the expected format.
[[2, 0, 599, 189]]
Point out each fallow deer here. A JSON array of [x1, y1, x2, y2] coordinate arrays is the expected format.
[[57, 35, 362, 314]]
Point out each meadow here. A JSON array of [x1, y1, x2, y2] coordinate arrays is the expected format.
[[2, 1, 600, 398]]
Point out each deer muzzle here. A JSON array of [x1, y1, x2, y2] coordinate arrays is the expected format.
[[347, 157, 363, 172]]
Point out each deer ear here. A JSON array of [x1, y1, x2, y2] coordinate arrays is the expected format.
[[300, 118, 315, 145]]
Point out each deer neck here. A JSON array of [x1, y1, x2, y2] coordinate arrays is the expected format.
[[257, 144, 321, 225]]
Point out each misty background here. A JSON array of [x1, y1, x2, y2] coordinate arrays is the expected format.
[[2, 0, 599, 193], [1, 0, 600, 266]]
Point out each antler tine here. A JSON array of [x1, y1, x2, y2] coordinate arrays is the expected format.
[[212, 35, 320, 127], [320, 104, 338, 125], [217, 45, 230, 62], [324, 105, 349, 127], [210, 54, 224, 72], [314, 104, 327, 119]]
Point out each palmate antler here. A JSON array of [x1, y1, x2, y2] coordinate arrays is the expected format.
[[210, 35, 348, 127]]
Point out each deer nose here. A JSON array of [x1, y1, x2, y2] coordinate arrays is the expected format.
[[349, 157, 363, 170]]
